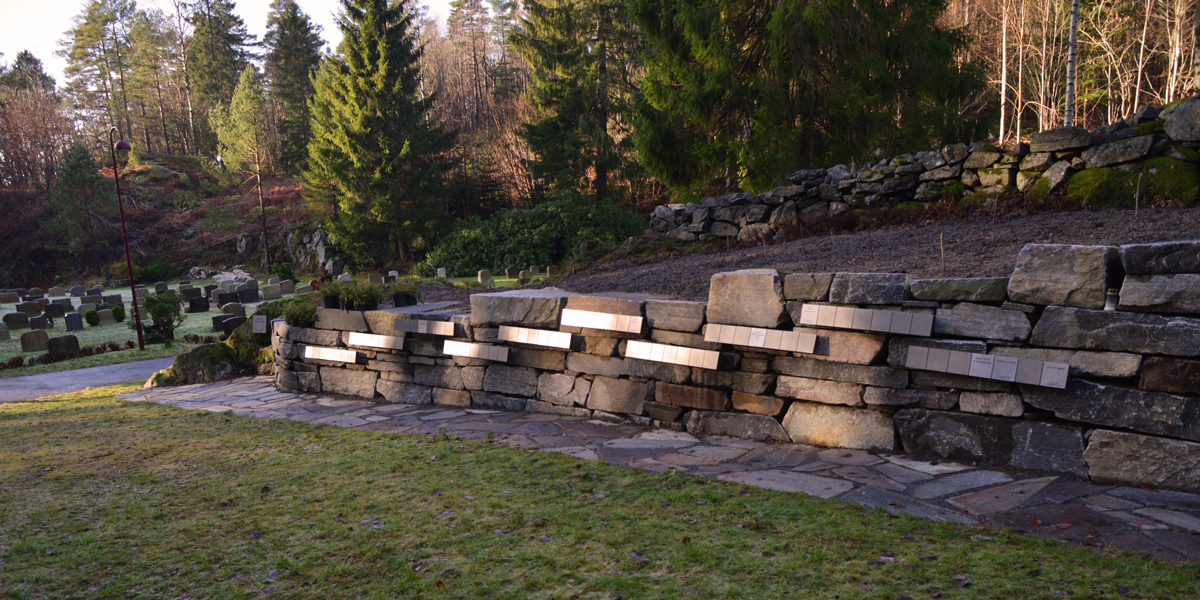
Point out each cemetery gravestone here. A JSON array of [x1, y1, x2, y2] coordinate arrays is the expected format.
[[0, 292, 18, 304], [77, 303, 96, 315], [48, 287, 65, 296], [268, 277, 283, 285], [69, 286, 84, 297], [518, 271, 531, 285], [217, 292, 239, 306], [179, 280, 190, 285], [182, 288, 202, 300], [295, 285, 313, 294], [337, 273, 352, 282], [82, 295, 102, 306], [529, 266, 539, 276], [0, 323, 7, 340], [547, 265, 559, 277], [221, 316, 247, 335], [212, 314, 235, 331], [47, 335, 80, 354], [204, 284, 218, 296], [88, 287, 103, 296], [65, 313, 83, 332], [280, 280, 295, 294], [44, 303, 65, 319], [368, 273, 384, 285], [222, 303, 246, 316], [388, 270, 399, 278], [28, 287, 43, 296], [384, 275, 396, 284], [30, 316, 50, 330], [238, 288, 260, 303], [178, 283, 193, 291], [261, 284, 282, 300], [16, 302, 42, 316], [102, 294, 122, 304], [187, 297, 210, 313], [155, 282, 168, 293], [20, 329, 48, 352], [97, 309, 116, 325], [478, 270, 492, 284], [505, 267, 519, 278], [53, 298, 73, 308], [245, 279, 259, 290], [134, 288, 149, 298], [436, 268, 447, 278], [4, 312, 29, 330], [21, 294, 43, 302]]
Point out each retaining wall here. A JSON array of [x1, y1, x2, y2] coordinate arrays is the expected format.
[[273, 240, 1200, 493]]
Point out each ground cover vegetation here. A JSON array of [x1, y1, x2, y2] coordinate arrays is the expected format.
[[1, 383, 1198, 598], [2, 0, 1199, 285]]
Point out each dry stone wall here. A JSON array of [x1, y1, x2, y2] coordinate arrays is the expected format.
[[274, 240, 1200, 493], [649, 99, 1200, 243]]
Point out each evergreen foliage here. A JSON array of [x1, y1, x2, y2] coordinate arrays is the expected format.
[[188, 0, 255, 155], [629, 0, 988, 195], [46, 141, 116, 267], [264, 0, 323, 172], [304, 0, 454, 267], [211, 67, 270, 175], [0, 51, 56, 93]]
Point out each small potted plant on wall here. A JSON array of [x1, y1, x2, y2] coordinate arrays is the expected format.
[[344, 281, 382, 311], [319, 280, 346, 309], [387, 280, 420, 307]]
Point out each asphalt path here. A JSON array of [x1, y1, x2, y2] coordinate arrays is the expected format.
[[0, 357, 175, 403]]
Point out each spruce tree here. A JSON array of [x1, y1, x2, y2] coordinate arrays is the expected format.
[[264, 0, 323, 172], [212, 67, 273, 266], [188, 0, 254, 155], [304, 0, 454, 266], [46, 141, 115, 268]]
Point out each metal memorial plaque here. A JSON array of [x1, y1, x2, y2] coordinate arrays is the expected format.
[[905, 345, 930, 370], [303, 346, 357, 364], [346, 331, 405, 351], [869, 310, 893, 333], [498, 325, 572, 350], [1039, 362, 1070, 389], [926, 348, 951, 372], [799, 304, 820, 326], [968, 354, 996, 379], [946, 351, 972, 376], [903, 345, 1068, 388], [888, 312, 914, 335], [851, 308, 874, 331], [703, 324, 817, 354], [816, 305, 838, 327], [795, 303, 932, 337], [251, 314, 268, 334], [908, 313, 935, 337], [990, 356, 1019, 382], [394, 318, 455, 337], [833, 306, 855, 329], [626, 340, 720, 370], [1014, 358, 1044, 385], [560, 308, 643, 334], [443, 340, 509, 362]]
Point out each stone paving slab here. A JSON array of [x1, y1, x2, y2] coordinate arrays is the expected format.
[[117, 375, 1200, 562]]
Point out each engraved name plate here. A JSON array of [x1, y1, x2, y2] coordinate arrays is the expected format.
[[703, 324, 817, 354], [498, 325, 572, 349], [904, 345, 1068, 388], [560, 308, 643, 334], [394, 318, 456, 336], [346, 331, 405, 351], [303, 346, 358, 363], [796, 303, 933, 337], [443, 340, 509, 362], [626, 340, 720, 370]]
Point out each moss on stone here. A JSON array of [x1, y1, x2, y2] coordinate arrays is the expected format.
[[892, 201, 925, 211], [1026, 177, 1051, 202], [1067, 157, 1199, 208], [1137, 119, 1164, 136], [1171, 146, 1200, 163], [938, 180, 966, 197]]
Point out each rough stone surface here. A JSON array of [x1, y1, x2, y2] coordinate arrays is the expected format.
[[959, 392, 1024, 417], [1010, 422, 1087, 476], [1082, 135, 1154, 168], [706, 269, 789, 328], [1121, 240, 1200, 274], [537, 373, 591, 406], [1119, 274, 1200, 314], [413, 365, 465, 390], [320, 367, 378, 398], [933, 302, 1031, 341], [314, 308, 370, 332], [730, 391, 786, 416], [1164, 97, 1200, 142], [782, 323, 886, 365], [482, 365, 539, 397], [887, 338, 986, 369], [644, 299, 706, 332], [684, 410, 788, 442], [431, 388, 470, 406], [910, 278, 1009, 302], [587, 376, 648, 414], [20, 329, 48, 352], [1141, 357, 1200, 395], [565, 293, 646, 316], [827, 273, 908, 305], [46, 335, 80, 354], [895, 409, 1014, 465], [656, 382, 730, 411], [469, 288, 571, 328], [989, 346, 1141, 378], [1007, 244, 1119, 309], [470, 391, 528, 412], [1085, 430, 1200, 492], [1028, 126, 1092, 152], [566, 353, 626, 378], [781, 402, 895, 452], [1024, 379, 1200, 442], [1031, 306, 1200, 356], [776, 376, 863, 406], [772, 356, 908, 388], [508, 348, 567, 371], [377, 380, 432, 405], [782, 273, 834, 301], [624, 358, 690, 384]]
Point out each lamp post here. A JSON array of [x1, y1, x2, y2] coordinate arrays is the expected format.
[[109, 127, 145, 351]]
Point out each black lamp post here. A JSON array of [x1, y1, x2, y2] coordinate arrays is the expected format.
[[109, 127, 145, 351]]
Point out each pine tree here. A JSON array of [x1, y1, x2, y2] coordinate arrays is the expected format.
[[304, 0, 454, 266], [46, 141, 116, 268], [264, 0, 323, 172], [212, 67, 273, 267], [188, 0, 254, 155], [0, 51, 56, 93]]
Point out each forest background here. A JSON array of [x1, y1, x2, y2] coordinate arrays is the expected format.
[[1, 0, 1197, 280]]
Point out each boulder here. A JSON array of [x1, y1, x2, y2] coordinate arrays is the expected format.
[[964, 149, 1003, 169], [470, 391, 528, 412], [781, 402, 895, 452], [1164, 97, 1200, 142], [20, 329, 48, 352], [683, 410, 789, 442], [895, 408, 1086, 476], [645, 299, 706, 332], [624, 358, 690, 384], [413, 365, 465, 390], [1140, 357, 1200, 395], [730, 391, 786, 416], [1121, 240, 1200, 274], [909, 278, 1009, 302], [1007, 243, 1119, 309], [782, 273, 834, 301], [827, 272, 908, 304], [932, 302, 1031, 342], [469, 287, 571, 328], [737, 223, 774, 244], [586, 376, 648, 414], [1118, 274, 1200, 313], [1019, 152, 1055, 172], [781, 322, 886, 364], [1024, 379, 1200, 442], [1081, 135, 1154, 168], [706, 269, 789, 328], [320, 367, 378, 398], [566, 353, 625, 378], [1028, 126, 1092, 152], [1084, 430, 1200, 492], [432, 388, 470, 407], [1030, 306, 1200, 356]]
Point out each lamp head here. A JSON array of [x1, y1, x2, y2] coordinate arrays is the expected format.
[[113, 139, 131, 167]]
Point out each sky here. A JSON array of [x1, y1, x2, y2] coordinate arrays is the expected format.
[[0, 0, 453, 88]]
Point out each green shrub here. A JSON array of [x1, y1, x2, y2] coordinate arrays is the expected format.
[[273, 261, 297, 282], [415, 192, 644, 277], [111, 304, 126, 322], [344, 281, 383, 308], [170, 190, 203, 210], [135, 256, 178, 284], [141, 290, 186, 346], [260, 295, 318, 327], [84, 309, 100, 327]]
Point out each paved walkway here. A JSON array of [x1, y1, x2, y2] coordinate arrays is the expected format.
[[0, 357, 175, 403], [119, 376, 1200, 562]]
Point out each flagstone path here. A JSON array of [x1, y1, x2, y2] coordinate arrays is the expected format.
[[119, 375, 1200, 562]]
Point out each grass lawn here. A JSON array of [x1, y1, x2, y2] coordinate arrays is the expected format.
[[1, 384, 1196, 599]]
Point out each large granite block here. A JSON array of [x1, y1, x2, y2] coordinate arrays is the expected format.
[[827, 273, 908, 305], [775, 376, 863, 406], [470, 391, 528, 412], [781, 402, 895, 452], [587, 376, 648, 414], [1141, 357, 1200, 395], [1031, 306, 1200, 356], [482, 365, 539, 397], [1028, 126, 1092, 152], [909, 278, 1009, 302], [1085, 430, 1200, 492], [989, 346, 1141, 378], [320, 367, 378, 398], [508, 348, 567, 371], [932, 302, 1031, 341], [1082, 135, 1154, 168], [706, 269, 789, 328], [1024, 378, 1200, 441], [377, 380, 432, 405], [655, 382, 729, 411], [1007, 244, 1119, 309], [469, 288, 571, 328], [537, 373, 591, 406], [730, 391, 786, 416], [780, 320, 886, 365], [1118, 274, 1200, 314], [683, 410, 788, 442], [895, 408, 1086, 476], [959, 392, 1023, 417], [772, 355, 907, 388], [565, 293, 645, 316], [566, 353, 626, 377], [624, 358, 690, 384], [645, 299, 706, 332], [315, 307, 370, 332], [413, 365, 465, 390], [1120, 240, 1200, 274], [782, 273, 834, 301]]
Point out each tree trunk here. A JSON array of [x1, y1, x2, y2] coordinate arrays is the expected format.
[[1000, 0, 1009, 144], [1134, 0, 1155, 112], [1065, 0, 1080, 126], [1192, 0, 1200, 92]]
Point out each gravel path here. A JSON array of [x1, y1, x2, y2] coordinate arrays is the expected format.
[[417, 206, 1200, 304]]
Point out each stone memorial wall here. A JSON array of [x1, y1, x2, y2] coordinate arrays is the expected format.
[[272, 241, 1200, 492]]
